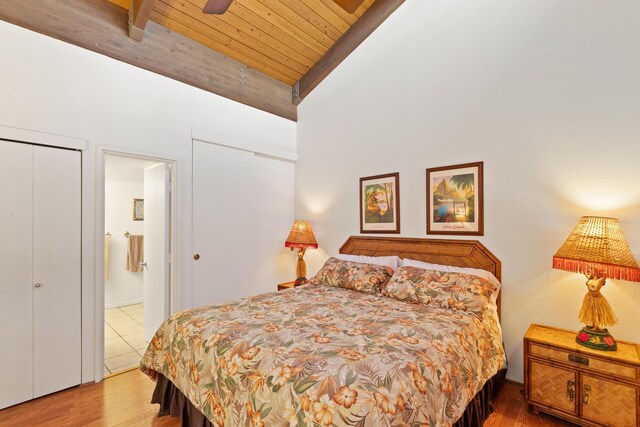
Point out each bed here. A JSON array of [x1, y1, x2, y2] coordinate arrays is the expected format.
[[141, 236, 507, 427]]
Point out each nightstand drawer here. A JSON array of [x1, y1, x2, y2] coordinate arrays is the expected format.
[[530, 343, 638, 382]]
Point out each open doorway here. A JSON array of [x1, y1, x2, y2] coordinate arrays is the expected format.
[[103, 154, 173, 377]]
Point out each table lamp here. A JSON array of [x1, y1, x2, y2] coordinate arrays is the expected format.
[[553, 216, 640, 351], [285, 220, 318, 286]]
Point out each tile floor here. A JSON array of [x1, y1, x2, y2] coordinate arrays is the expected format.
[[104, 303, 148, 376]]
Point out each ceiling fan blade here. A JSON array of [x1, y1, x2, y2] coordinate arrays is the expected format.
[[202, 0, 233, 14], [332, 0, 365, 14]]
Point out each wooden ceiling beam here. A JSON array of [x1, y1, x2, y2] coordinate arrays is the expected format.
[[129, 0, 156, 41], [293, 0, 405, 104], [0, 0, 297, 121]]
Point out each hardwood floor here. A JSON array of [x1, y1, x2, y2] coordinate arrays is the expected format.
[[486, 381, 577, 426], [0, 369, 179, 427], [0, 372, 574, 426]]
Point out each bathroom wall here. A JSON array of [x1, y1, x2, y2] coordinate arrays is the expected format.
[[104, 156, 156, 308]]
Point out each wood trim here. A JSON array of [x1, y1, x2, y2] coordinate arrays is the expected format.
[[292, 0, 405, 104], [503, 378, 524, 387], [128, 0, 156, 41], [359, 172, 400, 234], [191, 128, 298, 162], [426, 161, 484, 236], [0, 125, 87, 150], [0, 0, 297, 121], [339, 235, 502, 318]]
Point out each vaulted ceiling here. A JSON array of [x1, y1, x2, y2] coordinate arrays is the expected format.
[[110, 0, 374, 85], [0, 0, 404, 120]]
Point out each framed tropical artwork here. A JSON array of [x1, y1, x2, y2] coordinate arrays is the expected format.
[[360, 172, 400, 234], [133, 198, 144, 221], [426, 162, 483, 236]]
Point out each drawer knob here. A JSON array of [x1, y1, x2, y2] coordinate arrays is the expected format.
[[583, 384, 591, 405], [567, 380, 575, 402]]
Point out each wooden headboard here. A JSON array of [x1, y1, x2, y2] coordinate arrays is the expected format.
[[339, 236, 502, 318]]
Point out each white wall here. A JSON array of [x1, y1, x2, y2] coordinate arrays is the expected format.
[[0, 20, 296, 383], [104, 180, 143, 307], [104, 156, 151, 308], [295, 0, 640, 383]]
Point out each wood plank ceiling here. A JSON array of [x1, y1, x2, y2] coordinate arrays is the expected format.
[[109, 0, 375, 85], [0, 0, 404, 120]]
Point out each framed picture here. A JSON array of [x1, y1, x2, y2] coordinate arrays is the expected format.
[[133, 198, 144, 221], [360, 172, 400, 234], [426, 162, 483, 235]]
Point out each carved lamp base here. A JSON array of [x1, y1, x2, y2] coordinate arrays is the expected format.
[[575, 326, 617, 351], [294, 276, 308, 286]]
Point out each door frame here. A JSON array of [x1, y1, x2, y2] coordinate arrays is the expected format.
[[95, 146, 179, 382]]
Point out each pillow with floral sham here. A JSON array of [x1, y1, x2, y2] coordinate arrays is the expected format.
[[310, 257, 393, 295], [382, 266, 499, 316]]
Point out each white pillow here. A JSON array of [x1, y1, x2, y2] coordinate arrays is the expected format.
[[401, 258, 500, 288], [335, 254, 401, 270]]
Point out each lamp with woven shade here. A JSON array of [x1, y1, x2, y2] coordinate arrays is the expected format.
[[553, 216, 640, 351], [285, 220, 318, 286]]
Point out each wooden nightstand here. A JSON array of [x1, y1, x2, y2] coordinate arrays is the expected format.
[[277, 281, 295, 291], [524, 324, 640, 427]]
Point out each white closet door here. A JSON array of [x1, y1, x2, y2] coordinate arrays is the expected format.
[[32, 145, 81, 398], [193, 141, 257, 305], [0, 141, 34, 409], [192, 141, 294, 305], [251, 155, 294, 291]]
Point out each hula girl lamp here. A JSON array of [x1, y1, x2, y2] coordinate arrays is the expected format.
[[553, 216, 640, 351], [285, 220, 318, 286]]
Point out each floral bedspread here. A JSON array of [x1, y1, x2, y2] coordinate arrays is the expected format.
[[141, 285, 505, 427]]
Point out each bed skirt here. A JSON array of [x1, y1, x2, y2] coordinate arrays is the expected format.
[[151, 368, 507, 427]]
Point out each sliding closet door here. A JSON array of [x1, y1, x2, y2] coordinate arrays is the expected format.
[[192, 141, 294, 305], [193, 141, 257, 305], [0, 141, 34, 409], [32, 145, 81, 398], [251, 154, 295, 290]]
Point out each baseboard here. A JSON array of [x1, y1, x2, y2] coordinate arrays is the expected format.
[[105, 298, 143, 309], [504, 378, 524, 387]]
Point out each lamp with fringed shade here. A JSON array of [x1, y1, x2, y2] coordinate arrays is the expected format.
[[285, 220, 318, 286], [553, 216, 640, 351]]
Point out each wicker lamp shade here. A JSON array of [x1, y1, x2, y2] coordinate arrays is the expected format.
[[553, 216, 640, 281], [285, 220, 318, 249], [285, 220, 317, 287], [553, 216, 639, 351]]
